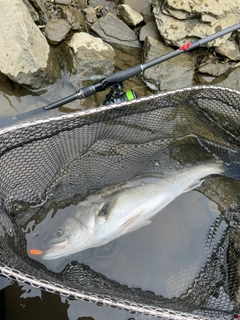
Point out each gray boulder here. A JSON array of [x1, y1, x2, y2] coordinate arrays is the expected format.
[[163, 0, 240, 18], [143, 36, 195, 91], [28, 0, 49, 24], [153, 0, 240, 51], [68, 32, 115, 85], [0, 0, 60, 90], [139, 21, 161, 42], [198, 60, 233, 77], [215, 41, 240, 61], [211, 66, 240, 90], [53, 0, 72, 4], [124, 0, 153, 22], [118, 4, 144, 27], [84, 6, 98, 23], [62, 6, 85, 31], [44, 19, 72, 45], [91, 13, 141, 55], [77, 0, 88, 10], [22, 0, 39, 23]]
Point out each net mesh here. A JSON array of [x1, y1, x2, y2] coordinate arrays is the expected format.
[[0, 85, 240, 320]]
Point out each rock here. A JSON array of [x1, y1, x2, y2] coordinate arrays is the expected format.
[[215, 41, 240, 61], [47, 5, 62, 20], [44, 19, 72, 45], [161, 5, 191, 20], [201, 14, 217, 25], [0, 0, 60, 89], [62, 6, 85, 31], [88, 0, 117, 11], [162, 0, 191, 15], [76, 0, 88, 10], [0, 72, 18, 116], [84, 6, 97, 23], [195, 73, 216, 85], [91, 13, 141, 54], [22, 0, 39, 23], [88, 0, 118, 18], [162, 0, 240, 18], [53, 0, 72, 4], [124, 0, 153, 22], [139, 21, 161, 42], [118, 4, 144, 27], [68, 32, 115, 84], [211, 67, 240, 90], [198, 61, 233, 77], [143, 36, 195, 91], [28, 0, 49, 24], [153, 0, 240, 52], [94, 5, 117, 17], [113, 49, 153, 100]]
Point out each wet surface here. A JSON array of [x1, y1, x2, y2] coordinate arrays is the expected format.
[[0, 46, 154, 320], [0, 276, 155, 320], [0, 189, 226, 320], [0, 48, 153, 122], [26, 189, 223, 298], [0, 28, 239, 319]]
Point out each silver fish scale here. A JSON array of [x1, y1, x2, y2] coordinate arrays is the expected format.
[[0, 86, 240, 319]]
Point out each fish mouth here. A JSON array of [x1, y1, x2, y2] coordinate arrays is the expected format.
[[47, 238, 68, 250], [41, 238, 68, 259]]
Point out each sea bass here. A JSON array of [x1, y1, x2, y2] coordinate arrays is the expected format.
[[40, 162, 224, 260]]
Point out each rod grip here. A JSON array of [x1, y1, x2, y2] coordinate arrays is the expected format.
[[43, 93, 78, 110], [104, 65, 143, 85]]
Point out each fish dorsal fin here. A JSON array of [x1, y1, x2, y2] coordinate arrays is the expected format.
[[183, 179, 203, 193]]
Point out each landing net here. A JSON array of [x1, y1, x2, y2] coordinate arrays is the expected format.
[[0, 86, 240, 320]]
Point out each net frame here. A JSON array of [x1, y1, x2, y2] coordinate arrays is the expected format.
[[0, 85, 240, 320]]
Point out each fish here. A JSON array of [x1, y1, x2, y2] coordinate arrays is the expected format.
[[39, 162, 225, 260]]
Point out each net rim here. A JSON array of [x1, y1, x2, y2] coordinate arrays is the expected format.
[[0, 84, 239, 320], [0, 263, 212, 320], [0, 85, 239, 136]]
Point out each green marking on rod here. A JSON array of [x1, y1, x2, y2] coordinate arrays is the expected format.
[[126, 90, 135, 101]]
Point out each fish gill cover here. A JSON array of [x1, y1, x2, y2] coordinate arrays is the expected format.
[[0, 86, 240, 320]]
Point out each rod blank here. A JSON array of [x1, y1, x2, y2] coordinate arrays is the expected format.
[[42, 22, 240, 110]]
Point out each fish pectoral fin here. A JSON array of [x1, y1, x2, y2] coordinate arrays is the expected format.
[[183, 180, 203, 193], [124, 220, 151, 233], [121, 210, 151, 233]]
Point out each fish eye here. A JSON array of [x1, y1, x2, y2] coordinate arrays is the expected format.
[[54, 228, 64, 238]]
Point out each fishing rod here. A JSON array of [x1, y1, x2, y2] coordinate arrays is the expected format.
[[1, 22, 240, 128], [43, 22, 240, 110]]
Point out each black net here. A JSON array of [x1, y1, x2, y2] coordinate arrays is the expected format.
[[0, 86, 240, 319]]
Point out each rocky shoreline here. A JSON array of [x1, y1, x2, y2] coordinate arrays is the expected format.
[[0, 0, 240, 114]]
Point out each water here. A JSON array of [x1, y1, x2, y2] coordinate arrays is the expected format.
[[0, 189, 225, 320], [0, 48, 238, 319], [0, 48, 152, 122], [0, 50, 156, 320], [26, 189, 224, 298], [0, 276, 154, 320]]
